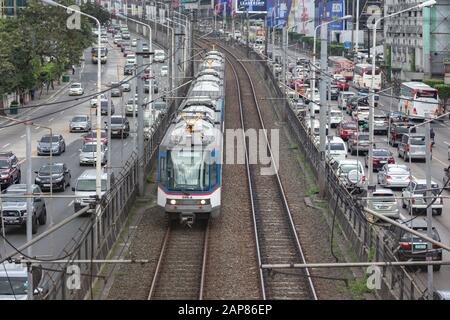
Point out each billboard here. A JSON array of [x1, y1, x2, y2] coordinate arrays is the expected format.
[[267, 0, 292, 28], [318, 0, 345, 31], [288, 0, 314, 36], [234, 0, 267, 14]]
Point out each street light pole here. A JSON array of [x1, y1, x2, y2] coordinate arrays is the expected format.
[[368, 0, 437, 186]]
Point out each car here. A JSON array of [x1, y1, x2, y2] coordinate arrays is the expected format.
[[100, 100, 115, 116], [121, 82, 131, 92], [401, 179, 443, 215], [90, 93, 108, 108], [142, 43, 150, 57], [0, 152, 21, 189], [397, 134, 428, 161], [110, 82, 122, 97], [365, 149, 395, 171], [154, 50, 165, 62], [37, 134, 66, 156], [329, 109, 343, 128], [125, 97, 138, 116], [83, 130, 108, 145], [373, 114, 388, 135], [326, 136, 347, 162], [131, 38, 137, 47], [333, 159, 366, 189], [0, 184, 46, 234], [352, 105, 370, 125], [105, 116, 130, 138], [79, 142, 108, 166], [113, 34, 122, 44], [377, 164, 411, 188], [68, 83, 84, 96], [433, 290, 450, 300], [348, 132, 370, 155], [0, 261, 47, 299], [160, 65, 169, 77], [100, 35, 108, 44], [388, 111, 409, 124], [120, 40, 130, 52], [388, 122, 416, 147], [126, 54, 136, 65], [443, 165, 450, 189], [336, 120, 358, 141], [338, 91, 356, 110], [124, 63, 135, 75], [34, 163, 71, 192], [153, 100, 167, 111], [366, 188, 400, 219], [386, 218, 442, 271], [123, 49, 134, 58], [69, 115, 91, 132], [72, 169, 109, 213], [327, 84, 339, 100], [335, 79, 349, 91]]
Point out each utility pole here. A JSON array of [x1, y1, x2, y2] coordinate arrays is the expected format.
[[264, 15, 268, 58], [319, 19, 328, 193], [355, 0, 360, 59], [282, 26, 287, 87], [137, 38, 145, 196], [246, 8, 249, 57], [425, 121, 434, 300], [25, 123, 33, 300]]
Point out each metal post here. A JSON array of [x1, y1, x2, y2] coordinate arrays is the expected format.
[[246, 9, 249, 57], [319, 20, 328, 176], [425, 121, 434, 300], [282, 26, 287, 87], [368, 21, 378, 185], [264, 15, 268, 59], [25, 123, 33, 300], [355, 0, 360, 58], [137, 38, 145, 196]]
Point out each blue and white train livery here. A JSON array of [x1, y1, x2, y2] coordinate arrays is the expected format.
[[157, 50, 226, 224]]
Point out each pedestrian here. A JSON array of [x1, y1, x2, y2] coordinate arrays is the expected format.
[[72, 65, 76, 75], [430, 127, 435, 145]]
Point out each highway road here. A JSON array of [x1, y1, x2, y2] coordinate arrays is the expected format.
[[267, 42, 450, 294], [0, 30, 169, 262]]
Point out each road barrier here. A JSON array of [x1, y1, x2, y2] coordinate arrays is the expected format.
[[228, 38, 426, 300]]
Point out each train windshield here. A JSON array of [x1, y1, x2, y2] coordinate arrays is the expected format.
[[167, 151, 210, 191]]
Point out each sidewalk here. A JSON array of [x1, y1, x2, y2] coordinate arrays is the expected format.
[[0, 77, 73, 126]]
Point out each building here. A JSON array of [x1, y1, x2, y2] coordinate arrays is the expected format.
[[384, 0, 450, 81], [0, 0, 27, 17]]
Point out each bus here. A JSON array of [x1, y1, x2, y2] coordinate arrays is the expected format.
[[398, 82, 440, 119], [353, 63, 381, 91], [91, 47, 108, 64], [328, 56, 353, 80]]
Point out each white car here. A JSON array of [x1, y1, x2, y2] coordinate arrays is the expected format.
[[79, 142, 108, 166], [326, 136, 347, 162], [126, 54, 136, 65], [90, 93, 108, 108], [329, 109, 343, 128], [154, 50, 165, 62], [131, 38, 137, 47], [160, 65, 168, 77], [401, 179, 443, 215], [69, 83, 84, 96]]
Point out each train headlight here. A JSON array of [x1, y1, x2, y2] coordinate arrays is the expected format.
[[200, 199, 206, 205], [170, 199, 177, 205]]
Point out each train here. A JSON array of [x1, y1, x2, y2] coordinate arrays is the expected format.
[[157, 49, 226, 225]]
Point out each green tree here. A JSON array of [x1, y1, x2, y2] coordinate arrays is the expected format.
[[81, 2, 111, 26]]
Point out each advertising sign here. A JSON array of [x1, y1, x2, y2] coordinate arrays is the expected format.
[[288, 0, 314, 36], [318, 0, 345, 31], [267, 0, 292, 28], [234, 0, 267, 14]]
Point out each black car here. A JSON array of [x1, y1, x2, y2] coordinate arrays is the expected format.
[[388, 122, 416, 147], [327, 85, 339, 100], [37, 134, 66, 156], [100, 100, 115, 116], [110, 82, 122, 97], [0, 152, 20, 189], [124, 64, 135, 75], [34, 163, 71, 192], [387, 218, 442, 271], [388, 111, 409, 124], [106, 116, 130, 138], [144, 79, 159, 94]]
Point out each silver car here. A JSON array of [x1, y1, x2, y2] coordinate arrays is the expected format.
[[377, 164, 411, 188], [366, 188, 400, 219], [69, 115, 91, 132], [79, 143, 108, 166], [397, 134, 427, 161]]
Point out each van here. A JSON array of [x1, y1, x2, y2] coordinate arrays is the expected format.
[[397, 134, 427, 161], [0, 262, 46, 299], [72, 169, 113, 213], [326, 137, 347, 162], [154, 50, 165, 62], [338, 91, 355, 110]]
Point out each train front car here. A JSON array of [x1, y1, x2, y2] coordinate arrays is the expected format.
[[157, 51, 225, 225]]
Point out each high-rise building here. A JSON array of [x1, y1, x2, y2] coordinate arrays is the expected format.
[[384, 0, 450, 81]]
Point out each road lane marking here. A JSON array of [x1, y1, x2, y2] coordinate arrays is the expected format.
[[35, 126, 40, 130], [2, 143, 10, 149], [60, 111, 64, 115], [124, 142, 128, 146], [68, 200, 74, 207], [434, 156, 447, 167], [18, 158, 26, 164], [49, 117, 54, 122], [21, 134, 26, 138]]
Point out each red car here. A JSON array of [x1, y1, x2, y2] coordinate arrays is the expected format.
[[335, 79, 349, 91], [365, 149, 396, 171], [83, 130, 108, 145], [336, 121, 358, 141]]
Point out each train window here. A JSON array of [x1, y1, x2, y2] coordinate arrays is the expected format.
[[203, 160, 210, 189], [160, 157, 166, 183], [211, 161, 218, 187]]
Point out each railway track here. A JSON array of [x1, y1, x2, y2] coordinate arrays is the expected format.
[[147, 220, 209, 300], [196, 38, 318, 300]]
